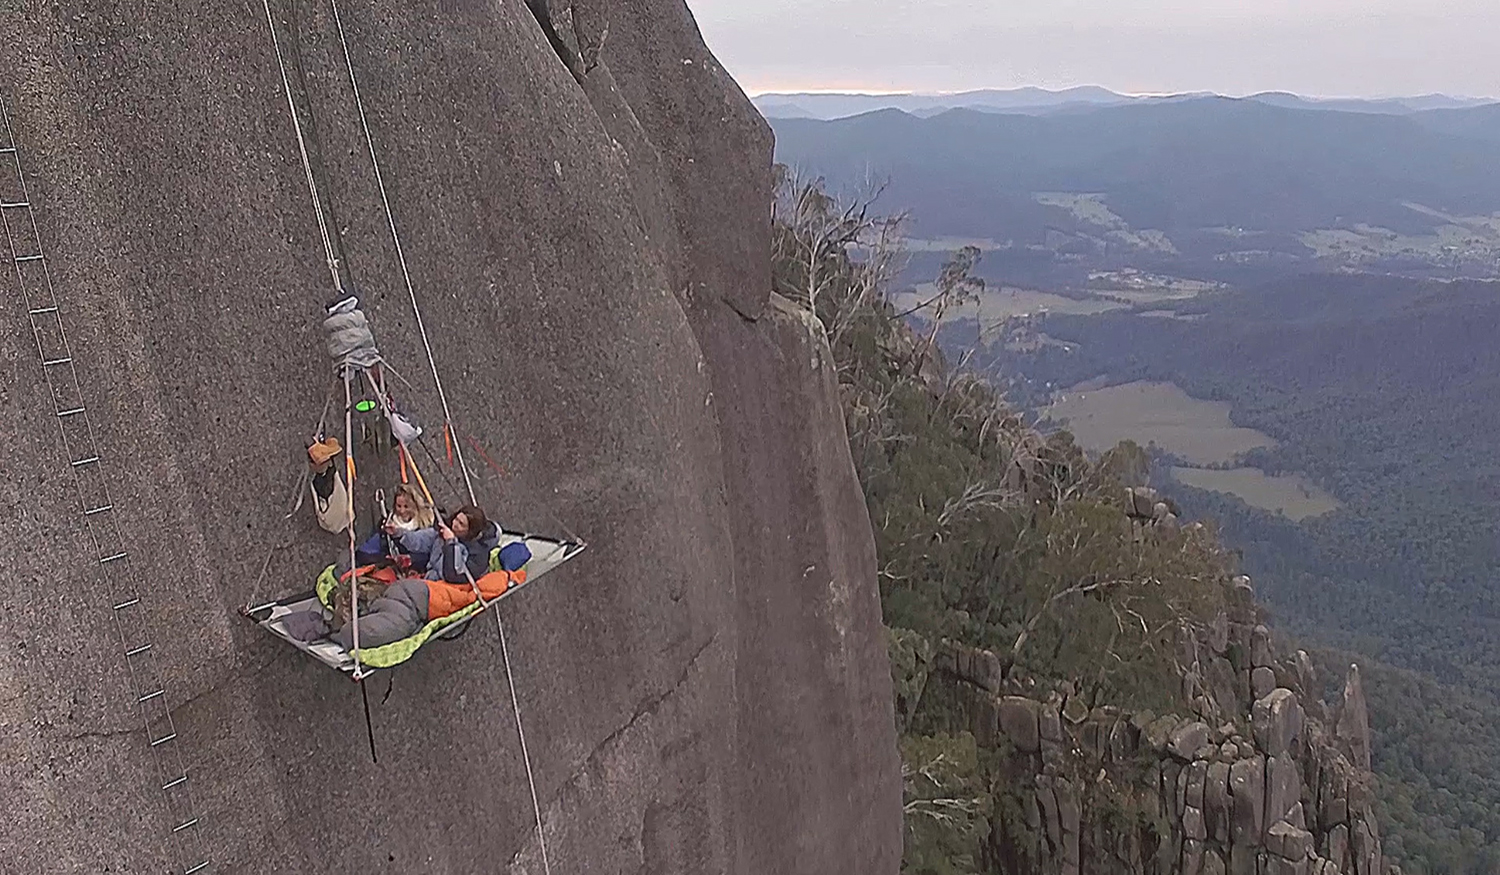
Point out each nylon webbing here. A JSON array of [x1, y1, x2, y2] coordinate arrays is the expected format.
[[342, 368, 364, 681]]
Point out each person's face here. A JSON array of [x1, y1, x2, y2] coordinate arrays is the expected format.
[[451, 513, 471, 539], [394, 493, 415, 520]]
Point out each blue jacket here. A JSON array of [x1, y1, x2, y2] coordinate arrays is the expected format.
[[398, 522, 500, 584]]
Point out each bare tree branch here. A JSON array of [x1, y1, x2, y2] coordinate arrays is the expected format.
[[1011, 576, 1145, 662], [936, 480, 1018, 531]]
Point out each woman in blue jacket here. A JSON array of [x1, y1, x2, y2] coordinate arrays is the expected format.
[[396, 504, 500, 584]]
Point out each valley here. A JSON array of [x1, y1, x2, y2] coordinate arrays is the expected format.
[[772, 89, 1500, 874], [964, 270, 1500, 875], [889, 284, 1123, 320], [774, 97, 1500, 283]]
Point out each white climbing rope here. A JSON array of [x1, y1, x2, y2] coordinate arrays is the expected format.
[[324, 5, 552, 872], [495, 609, 553, 875], [327, 0, 476, 505], [257, 0, 343, 292], [380, 400, 552, 875]]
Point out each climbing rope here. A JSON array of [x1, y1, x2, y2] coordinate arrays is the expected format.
[[364, 338, 553, 875], [255, 2, 557, 865], [341, 364, 389, 765], [257, 0, 342, 292], [327, 0, 476, 505], [494, 605, 552, 875]]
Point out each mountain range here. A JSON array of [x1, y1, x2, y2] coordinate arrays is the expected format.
[[755, 86, 1497, 121], [769, 96, 1500, 283]]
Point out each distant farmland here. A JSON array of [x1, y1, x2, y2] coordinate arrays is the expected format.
[[1171, 466, 1340, 520], [1043, 381, 1274, 466], [1042, 380, 1336, 519], [891, 285, 1124, 323]]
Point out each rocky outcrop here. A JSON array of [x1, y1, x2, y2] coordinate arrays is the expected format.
[[1336, 664, 1372, 772], [1125, 486, 1180, 528], [0, 1, 899, 873], [938, 573, 1394, 875]]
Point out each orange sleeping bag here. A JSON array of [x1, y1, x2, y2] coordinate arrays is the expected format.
[[425, 568, 528, 620]]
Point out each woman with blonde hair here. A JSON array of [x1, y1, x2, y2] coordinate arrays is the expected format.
[[383, 484, 435, 533], [348, 483, 437, 570]]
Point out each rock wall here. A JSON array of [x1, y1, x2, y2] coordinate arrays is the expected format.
[[940, 568, 1393, 875], [0, 1, 899, 873]]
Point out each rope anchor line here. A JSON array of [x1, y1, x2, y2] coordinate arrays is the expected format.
[[326, 0, 476, 506], [258, 2, 556, 871]]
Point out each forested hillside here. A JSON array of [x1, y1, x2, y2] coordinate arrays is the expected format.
[[979, 273, 1500, 873], [775, 172, 1394, 874], [994, 276, 1500, 690]]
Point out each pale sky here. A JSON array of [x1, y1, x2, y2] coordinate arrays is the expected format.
[[688, 0, 1500, 98]]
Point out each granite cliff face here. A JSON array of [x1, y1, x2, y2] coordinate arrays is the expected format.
[[0, 1, 900, 872]]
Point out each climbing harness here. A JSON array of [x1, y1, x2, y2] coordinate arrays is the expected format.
[[243, 4, 584, 869], [0, 96, 210, 874]]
